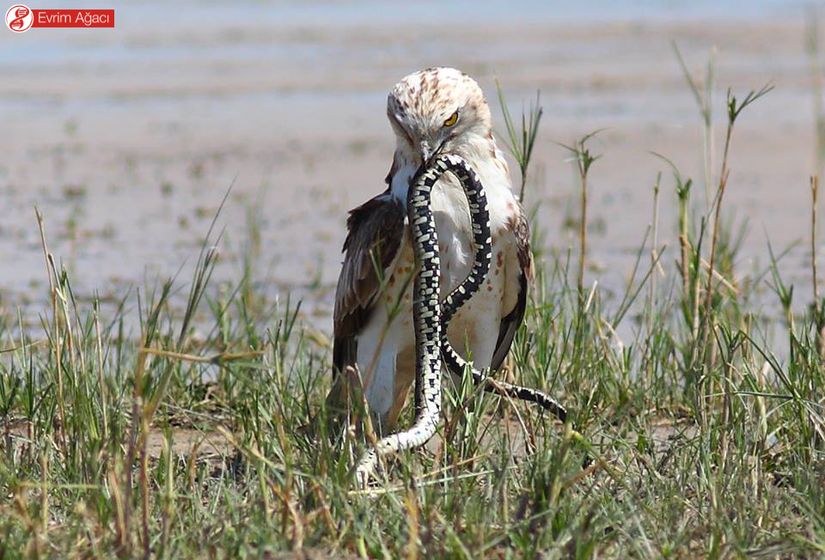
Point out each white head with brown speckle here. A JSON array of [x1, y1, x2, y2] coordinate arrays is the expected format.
[[387, 67, 493, 166]]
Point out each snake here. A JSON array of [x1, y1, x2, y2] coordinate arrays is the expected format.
[[355, 153, 566, 484]]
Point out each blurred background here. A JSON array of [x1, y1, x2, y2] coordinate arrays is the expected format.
[[1, 0, 822, 330]]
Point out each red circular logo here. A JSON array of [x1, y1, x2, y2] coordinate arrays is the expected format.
[[5, 4, 33, 33]]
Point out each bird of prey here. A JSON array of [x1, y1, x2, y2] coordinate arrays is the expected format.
[[328, 66, 534, 434]]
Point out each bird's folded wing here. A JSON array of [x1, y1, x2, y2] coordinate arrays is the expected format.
[[491, 207, 534, 371], [332, 192, 406, 376]]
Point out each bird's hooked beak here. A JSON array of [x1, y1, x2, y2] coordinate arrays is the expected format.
[[418, 141, 433, 165], [410, 138, 449, 186], [417, 138, 447, 169]]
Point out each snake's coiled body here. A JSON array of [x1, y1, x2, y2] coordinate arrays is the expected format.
[[437, 162, 567, 421], [355, 154, 565, 483]]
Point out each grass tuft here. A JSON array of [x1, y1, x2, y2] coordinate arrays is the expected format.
[[0, 73, 823, 558]]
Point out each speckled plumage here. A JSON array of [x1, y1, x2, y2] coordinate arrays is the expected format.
[[328, 67, 534, 433]]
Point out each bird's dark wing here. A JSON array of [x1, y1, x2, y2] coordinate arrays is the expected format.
[[332, 192, 406, 376], [490, 207, 533, 371]]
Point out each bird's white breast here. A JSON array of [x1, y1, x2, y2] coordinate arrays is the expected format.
[[391, 153, 517, 301], [361, 150, 521, 424]]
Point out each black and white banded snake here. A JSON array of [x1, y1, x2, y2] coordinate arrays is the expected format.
[[355, 153, 567, 483]]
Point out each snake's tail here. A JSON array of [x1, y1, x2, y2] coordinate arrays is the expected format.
[[442, 339, 568, 421], [477, 376, 567, 422]]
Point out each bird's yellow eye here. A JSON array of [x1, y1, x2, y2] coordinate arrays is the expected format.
[[443, 111, 459, 127]]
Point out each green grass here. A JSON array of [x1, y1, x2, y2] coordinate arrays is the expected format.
[[3, 77, 825, 558]]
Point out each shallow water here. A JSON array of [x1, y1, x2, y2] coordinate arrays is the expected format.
[[1, 1, 823, 338]]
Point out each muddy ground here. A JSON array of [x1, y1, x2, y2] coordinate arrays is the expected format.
[[1, 2, 820, 334]]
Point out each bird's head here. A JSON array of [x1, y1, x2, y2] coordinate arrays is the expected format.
[[387, 67, 493, 167]]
